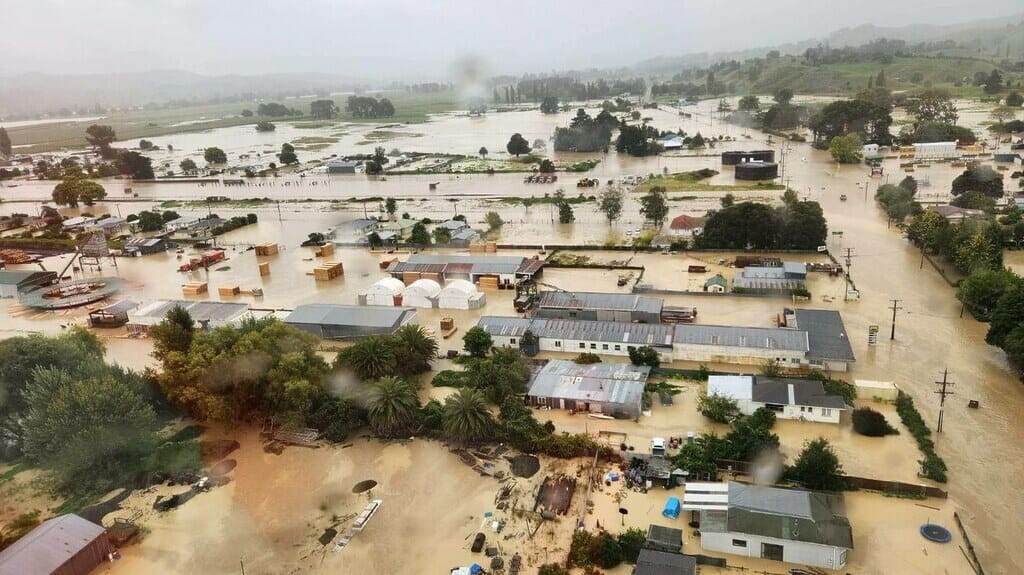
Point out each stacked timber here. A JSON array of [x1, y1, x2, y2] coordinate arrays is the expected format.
[[485, 242, 497, 253], [314, 243, 335, 257], [469, 243, 486, 253], [259, 262, 271, 276], [477, 276, 499, 289], [402, 271, 421, 284], [182, 281, 208, 296], [440, 316, 457, 339], [254, 243, 279, 256], [314, 262, 344, 281], [218, 285, 240, 297]]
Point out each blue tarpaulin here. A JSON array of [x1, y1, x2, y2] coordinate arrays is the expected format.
[[662, 496, 681, 519], [470, 564, 483, 574]]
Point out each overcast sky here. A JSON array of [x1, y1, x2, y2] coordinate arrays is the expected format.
[[2, 0, 1021, 79]]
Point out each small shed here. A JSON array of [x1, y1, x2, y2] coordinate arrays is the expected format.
[[438, 279, 486, 310], [87, 300, 138, 328], [634, 549, 696, 575], [403, 278, 442, 308], [0, 514, 113, 575], [360, 277, 406, 306], [704, 274, 727, 293], [646, 524, 684, 553], [855, 380, 899, 402]]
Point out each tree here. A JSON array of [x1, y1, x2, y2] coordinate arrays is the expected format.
[[432, 226, 451, 244], [737, 95, 760, 112], [256, 103, 295, 117], [829, 133, 863, 164], [365, 160, 382, 175], [255, 121, 276, 132], [537, 565, 569, 575], [952, 166, 1004, 198], [485, 211, 504, 230], [774, 88, 794, 105], [787, 438, 845, 491], [852, 407, 898, 436], [336, 335, 398, 380], [639, 187, 669, 227], [0, 328, 106, 417], [394, 324, 438, 377], [310, 99, 338, 119], [385, 197, 398, 217], [874, 183, 919, 223], [240, 109, 253, 117], [204, 147, 227, 164], [179, 158, 198, 174], [898, 175, 918, 195], [366, 377, 420, 437], [409, 222, 431, 245], [0, 127, 11, 157], [443, 388, 494, 444], [991, 107, 1016, 126], [139, 139, 154, 150], [988, 284, 1024, 347], [506, 133, 531, 156], [617, 528, 647, 564], [150, 305, 195, 361], [557, 200, 575, 224], [598, 187, 624, 225], [1007, 91, 1024, 107], [540, 96, 559, 114], [478, 146, 488, 158], [908, 89, 958, 125], [957, 269, 1021, 320], [628, 346, 660, 368], [539, 159, 556, 173], [462, 326, 493, 358], [116, 150, 154, 179], [876, 68, 886, 88], [983, 69, 1004, 95], [85, 124, 117, 154], [279, 143, 298, 165], [698, 393, 739, 423], [51, 175, 105, 207]]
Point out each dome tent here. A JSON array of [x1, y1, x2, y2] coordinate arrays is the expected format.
[[360, 277, 406, 306], [403, 279, 442, 308], [439, 279, 487, 310]]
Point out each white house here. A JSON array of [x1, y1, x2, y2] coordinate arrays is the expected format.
[[402, 278, 442, 308], [695, 482, 853, 570], [706, 375, 848, 424], [163, 216, 200, 232], [668, 215, 705, 238], [359, 277, 406, 307]]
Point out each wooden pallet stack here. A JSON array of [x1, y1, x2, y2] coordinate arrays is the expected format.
[[484, 241, 497, 253], [182, 281, 208, 296], [254, 243, 279, 256], [313, 261, 344, 281], [440, 316, 457, 339], [477, 276, 499, 290], [258, 262, 271, 276], [218, 285, 240, 297], [314, 243, 335, 258], [402, 271, 421, 284], [468, 243, 486, 253]]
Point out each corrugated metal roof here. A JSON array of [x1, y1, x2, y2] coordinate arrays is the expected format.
[[285, 304, 415, 329], [634, 549, 696, 575], [792, 309, 856, 362], [0, 270, 56, 286], [707, 375, 754, 400], [94, 299, 138, 315], [674, 324, 808, 352], [527, 360, 649, 407], [131, 300, 250, 322], [752, 377, 849, 409], [0, 514, 107, 575], [536, 291, 663, 315]]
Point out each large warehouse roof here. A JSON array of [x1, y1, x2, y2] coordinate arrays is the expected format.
[[286, 304, 415, 329], [477, 316, 674, 347], [674, 324, 809, 352], [388, 255, 543, 276], [791, 309, 856, 363], [129, 300, 251, 325], [0, 514, 106, 575], [528, 360, 649, 407], [535, 291, 663, 315]]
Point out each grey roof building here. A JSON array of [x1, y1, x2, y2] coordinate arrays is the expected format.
[[128, 300, 257, 330], [0, 270, 58, 299], [753, 377, 849, 410], [388, 255, 544, 282], [479, 316, 675, 348], [787, 309, 855, 371], [526, 359, 650, 419], [121, 236, 169, 256], [673, 324, 809, 353], [633, 549, 697, 575], [0, 514, 113, 575], [645, 524, 684, 554], [533, 291, 664, 324], [284, 304, 417, 340], [699, 482, 853, 569], [733, 264, 807, 293]]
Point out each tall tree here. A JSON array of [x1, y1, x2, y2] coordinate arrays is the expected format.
[[598, 186, 624, 225], [639, 186, 669, 227], [408, 222, 431, 245], [540, 96, 559, 114], [0, 127, 11, 157], [336, 335, 398, 380], [443, 388, 494, 444], [506, 133, 531, 156], [279, 143, 298, 165], [51, 174, 106, 207], [204, 147, 227, 164], [85, 124, 117, 155], [394, 324, 438, 376], [462, 326, 493, 358], [366, 377, 420, 437], [478, 146, 488, 158], [310, 99, 338, 119], [150, 305, 195, 361], [876, 69, 886, 88], [385, 197, 398, 217]]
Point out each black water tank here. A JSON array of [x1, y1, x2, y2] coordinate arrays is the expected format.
[[735, 161, 779, 180], [721, 150, 775, 165]]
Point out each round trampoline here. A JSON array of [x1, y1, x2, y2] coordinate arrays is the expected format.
[[352, 479, 378, 494], [20, 277, 123, 310], [920, 523, 953, 543]]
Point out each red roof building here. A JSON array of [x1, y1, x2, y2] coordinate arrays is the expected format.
[[0, 514, 113, 575]]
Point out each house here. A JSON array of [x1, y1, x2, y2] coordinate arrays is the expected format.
[[706, 375, 849, 424], [347, 218, 380, 235], [704, 274, 728, 293], [0, 513, 114, 575], [449, 228, 480, 247], [533, 291, 664, 324], [378, 218, 419, 239], [86, 217, 126, 237], [60, 215, 96, 231], [633, 549, 696, 575], [0, 270, 58, 299], [929, 205, 985, 224], [168, 217, 224, 241], [388, 255, 544, 285], [121, 236, 169, 256], [784, 308, 855, 372], [478, 316, 676, 362], [438, 219, 470, 232], [733, 263, 807, 293], [326, 160, 361, 174], [526, 360, 650, 419], [284, 304, 417, 340], [668, 215, 706, 238], [697, 482, 853, 570], [162, 216, 200, 232], [127, 300, 260, 332]]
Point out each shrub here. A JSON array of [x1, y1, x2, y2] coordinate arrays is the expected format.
[[698, 392, 738, 423], [431, 370, 468, 388], [617, 528, 647, 564], [574, 352, 602, 364], [852, 407, 898, 436], [538, 565, 570, 575], [787, 438, 846, 491], [895, 392, 947, 482]]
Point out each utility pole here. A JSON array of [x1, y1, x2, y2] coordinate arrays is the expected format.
[[889, 299, 903, 340], [277, 200, 282, 222], [934, 369, 955, 433]]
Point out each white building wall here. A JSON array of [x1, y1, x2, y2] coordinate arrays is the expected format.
[[700, 531, 847, 570], [673, 343, 805, 366], [739, 402, 841, 424]]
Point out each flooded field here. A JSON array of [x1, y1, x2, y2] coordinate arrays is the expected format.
[[3, 97, 1024, 574]]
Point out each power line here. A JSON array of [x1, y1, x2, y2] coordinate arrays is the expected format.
[[935, 368, 955, 433], [889, 299, 903, 340]]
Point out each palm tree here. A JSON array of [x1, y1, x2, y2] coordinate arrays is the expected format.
[[394, 324, 438, 376], [338, 335, 397, 380], [443, 388, 494, 444], [366, 377, 420, 437]]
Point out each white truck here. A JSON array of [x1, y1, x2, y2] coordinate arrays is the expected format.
[[650, 437, 666, 457]]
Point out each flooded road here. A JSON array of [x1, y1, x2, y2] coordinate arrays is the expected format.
[[3, 97, 1023, 573]]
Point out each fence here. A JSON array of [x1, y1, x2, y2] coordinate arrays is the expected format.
[[842, 475, 948, 499]]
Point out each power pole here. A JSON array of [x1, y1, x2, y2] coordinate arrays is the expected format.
[[889, 299, 903, 340], [934, 369, 955, 433]]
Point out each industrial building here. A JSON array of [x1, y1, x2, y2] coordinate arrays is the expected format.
[[784, 308, 856, 372], [0, 514, 113, 575], [359, 277, 406, 306], [721, 150, 775, 165], [733, 263, 807, 293], [706, 375, 849, 424], [387, 255, 544, 286], [284, 304, 417, 340], [525, 360, 650, 419], [479, 316, 676, 361], [438, 279, 486, 310], [532, 291, 664, 323], [913, 141, 958, 159], [127, 300, 257, 331], [0, 270, 58, 299], [121, 236, 169, 256], [672, 324, 809, 366], [87, 300, 138, 328], [694, 482, 853, 570], [734, 161, 778, 180]]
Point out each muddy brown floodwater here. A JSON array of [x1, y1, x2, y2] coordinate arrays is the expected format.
[[3, 97, 1024, 573]]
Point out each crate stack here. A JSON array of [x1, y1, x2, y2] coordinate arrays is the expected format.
[[255, 243, 279, 256], [258, 262, 271, 276], [313, 261, 344, 281], [477, 276, 499, 290], [218, 285, 240, 297], [182, 281, 208, 296], [314, 243, 335, 258]]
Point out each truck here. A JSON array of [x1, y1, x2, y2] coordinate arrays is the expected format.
[[650, 437, 666, 458]]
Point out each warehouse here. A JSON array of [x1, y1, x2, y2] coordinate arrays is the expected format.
[[733, 263, 807, 293], [387, 255, 544, 286], [402, 278, 442, 308], [120, 236, 169, 256], [784, 308, 856, 372], [0, 270, 58, 299], [0, 514, 113, 575], [672, 324, 808, 366], [438, 279, 486, 310], [359, 277, 406, 306], [533, 291, 664, 323], [706, 375, 849, 424], [734, 161, 778, 180], [284, 304, 417, 340], [127, 300, 257, 331], [526, 360, 650, 419], [913, 141, 958, 159], [477, 316, 676, 362], [721, 150, 775, 165]]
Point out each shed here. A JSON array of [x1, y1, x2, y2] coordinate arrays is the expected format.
[[854, 380, 899, 402], [87, 300, 138, 328], [646, 524, 684, 553], [403, 278, 442, 308], [0, 514, 113, 575], [526, 360, 650, 419], [438, 279, 486, 310], [0, 270, 59, 299], [127, 300, 256, 331], [634, 549, 696, 575], [704, 274, 728, 293], [284, 304, 417, 340], [360, 277, 406, 306]]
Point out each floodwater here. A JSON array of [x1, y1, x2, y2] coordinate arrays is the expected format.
[[2, 97, 1024, 573]]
